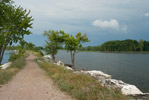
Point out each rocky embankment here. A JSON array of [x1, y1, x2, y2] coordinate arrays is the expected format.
[[43, 55, 149, 99]]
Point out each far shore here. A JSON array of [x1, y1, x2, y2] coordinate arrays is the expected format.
[[79, 50, 149, 54]]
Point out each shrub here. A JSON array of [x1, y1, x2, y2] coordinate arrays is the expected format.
[[39, 50, 44, 56], [9, 53, 23, 61], [18, 48, 26, 54]]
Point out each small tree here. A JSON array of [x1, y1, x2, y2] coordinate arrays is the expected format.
[[0, 0, 33, 64], [19, 40, 27, 49], [43, 30, 65, 62], [26, 42, 35, 50], [64, 32, 90, 69]]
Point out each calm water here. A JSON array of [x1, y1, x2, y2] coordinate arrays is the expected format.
[[1, 50, 15, 64], [55, 50, 149, 93]]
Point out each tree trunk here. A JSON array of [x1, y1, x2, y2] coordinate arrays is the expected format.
[[0, 45, 6, 65], [52, 54, 56, 63], [70, 51, 76, 70]]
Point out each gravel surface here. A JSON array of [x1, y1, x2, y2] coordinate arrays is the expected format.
[[0, 54, 75, 100]]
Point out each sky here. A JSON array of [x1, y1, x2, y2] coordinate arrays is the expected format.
[[15, 0, 149, 46]]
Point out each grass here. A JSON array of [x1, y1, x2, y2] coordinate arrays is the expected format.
[[27, 50, 43, 57], [37, 58, 129, 100], [0, 56, 26, 85]]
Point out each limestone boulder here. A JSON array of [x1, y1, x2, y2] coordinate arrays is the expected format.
[[0, 62, 12, 69], [87, 70, 112, 79], [57, 61, 64, 66], [121, 85, 143, 95]]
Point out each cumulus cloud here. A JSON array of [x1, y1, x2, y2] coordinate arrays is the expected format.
[[92, 19, 128, 32], [144, 12, 149, 17], [92, 19, 120, 30]]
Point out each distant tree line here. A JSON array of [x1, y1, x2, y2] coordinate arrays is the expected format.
[[6, 40, 43, 51], [79, 39, 149, 52]]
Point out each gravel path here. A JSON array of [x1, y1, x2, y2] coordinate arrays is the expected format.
[[0, 54, 75, 100]]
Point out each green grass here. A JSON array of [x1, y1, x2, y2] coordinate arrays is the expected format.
[[0, 56, 26, 85], [27, 50, 43, 57], [37, 59, 129, 100]]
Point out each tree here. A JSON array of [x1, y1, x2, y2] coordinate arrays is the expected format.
[[43, 30, 65, 62], [64, 32, 90, 69], [26, 42, 35, 50], [138, 40, 144, 51], [19, 40, 27, 49], [0, 0, 33, 64]]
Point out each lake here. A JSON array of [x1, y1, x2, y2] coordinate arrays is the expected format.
[[55, 50, 149, 93], [1, 50, 15, 64]]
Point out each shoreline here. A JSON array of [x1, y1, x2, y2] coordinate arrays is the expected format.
[[43, 55, 149, 99], [79, 50, 149, 54]]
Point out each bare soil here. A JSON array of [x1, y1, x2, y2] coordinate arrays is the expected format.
[[0, 54, 75, 100]]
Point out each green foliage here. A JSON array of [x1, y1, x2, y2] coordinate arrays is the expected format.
[[43, 30, 65, 62], [9, 53, 23, 61], [64, 33, 90, 52], [100, 39, 138, 51], [10, 56, 26, 69], [6, 45, 17, 50], [64, 32, 90, 69], [19, 40, 28, 49], [37, 60, 128, 100], [0, 0, 33, 64], [43, 30, 90, 68], [26, 42, 35, 50], [138, 40, 144, 51], [80, 39, 149, 52], [39, 50, 44, 56]]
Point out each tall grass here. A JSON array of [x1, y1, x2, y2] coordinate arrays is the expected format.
[[37, 59, 128, 100], [0, 56, 26, 85]]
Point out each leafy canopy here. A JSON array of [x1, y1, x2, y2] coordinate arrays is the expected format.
[[64, 32, 90, 52], [43, 30, 65, 57]]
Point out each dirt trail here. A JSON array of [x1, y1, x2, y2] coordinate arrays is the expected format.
[[0, 54, 75, 100]]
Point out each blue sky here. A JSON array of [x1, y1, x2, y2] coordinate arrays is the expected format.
[[15, 0, 149, 46]]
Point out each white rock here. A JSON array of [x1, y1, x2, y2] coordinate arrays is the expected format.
[[106, 79, 126, 88], [65, 66, 73, 70], [121, 85, 143, 95], [80, 70, 88, 74], [0, 62, 12, 69], [87, 70, 112, 79], [98, 76, 106, 86], [57, 61, 64, 66], [44, 55, 51, 59], [74, 71, 82, 74], [106, 79, 143, 96]]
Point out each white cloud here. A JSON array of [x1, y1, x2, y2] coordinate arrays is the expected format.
[[92, 19, 120, 30], [121, 25, 127, 32], [144, 12, 149, 17], [92, 19, 128, 32]]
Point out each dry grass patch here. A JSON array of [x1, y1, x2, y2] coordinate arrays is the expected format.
[[37, 59, 129, 100], [0, 56, 26, 85]]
